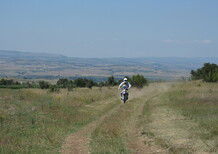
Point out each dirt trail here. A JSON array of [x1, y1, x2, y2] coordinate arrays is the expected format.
[[61, 83, 172, 154], [61, 98, 121, 154], [125, 83, 171, 154], [125, 96, 162, 153], [61, 85, 158, 154]]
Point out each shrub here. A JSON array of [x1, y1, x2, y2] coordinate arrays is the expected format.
[[39, 81, 50, 89], [191, 63, 218, 82], [0, 78, 19, 85], [86, 80, 95, 89], [106, 76, 117, 86], [74, 78, 86, 87], [67, 81, 75, 91], [131, 74, 148, 88], [23, 81, 38, 88], [74, 78, 97, 88], [57, 78, 69, 88], [98, 82, 106, 87], [0, 79, 27, 89], [49, 85, 60, 92]]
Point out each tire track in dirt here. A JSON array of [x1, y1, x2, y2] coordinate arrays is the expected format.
[[61, 96, 125, 154], [88, 83, 171, 153], [126, 95, 164, 153], [61, 83, 171, 154], [125, 83, 171, 154], [61, 86, 151, 154]]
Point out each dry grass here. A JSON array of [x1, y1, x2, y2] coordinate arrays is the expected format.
[[1, 81, 217, 153], [166, 81, 218, 152], [90, 83, 168, 154], [0, 87, 118, 153], [141, 81, 218, 153]]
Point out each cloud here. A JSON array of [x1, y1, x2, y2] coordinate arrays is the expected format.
[[200, 40, 212, 44], [162, 39, 176, 43], [162, 39, 213, 44]]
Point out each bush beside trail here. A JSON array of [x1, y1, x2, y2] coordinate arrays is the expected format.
[[131, 74, 148, 88], [191, 63, 218, 82]]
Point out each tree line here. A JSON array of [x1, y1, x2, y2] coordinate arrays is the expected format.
[[0, 74, 148, 91]]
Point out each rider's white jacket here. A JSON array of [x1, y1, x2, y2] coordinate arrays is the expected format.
[[118, 81, 131, 90]]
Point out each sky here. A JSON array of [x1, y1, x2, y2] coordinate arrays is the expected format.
[[0, 0, 218, 58]]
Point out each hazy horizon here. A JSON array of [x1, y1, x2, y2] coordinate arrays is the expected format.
[[2, 49, 218, 60], [1, 0, 218, 58]]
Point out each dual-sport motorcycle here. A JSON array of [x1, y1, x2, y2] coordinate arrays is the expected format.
[[120, 85, 129, 103]]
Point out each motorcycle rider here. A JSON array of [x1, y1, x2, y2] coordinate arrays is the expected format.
[[118, 77, 131, 99]]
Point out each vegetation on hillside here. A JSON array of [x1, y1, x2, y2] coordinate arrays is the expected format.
[[0, 78, 37, 89], [191, 63, 218, 82], [0, 74, 148, 90], [131, 74, 148, 88], [1, 50, 210, 81]]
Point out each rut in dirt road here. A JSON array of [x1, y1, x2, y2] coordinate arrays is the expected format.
[[61, 97, 121, 154], [61, 85, 147, 154], [61, 83, 171, 154]]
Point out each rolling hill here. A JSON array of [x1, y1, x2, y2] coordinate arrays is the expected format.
[[0, 50, 218, 81]]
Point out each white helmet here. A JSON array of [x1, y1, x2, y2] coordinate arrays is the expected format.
[[123, 78, 128, 81]]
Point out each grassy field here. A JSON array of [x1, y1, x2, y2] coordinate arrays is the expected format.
[[165, 81, 218, 152], [0, 81, 217, 153], [141, 81, 218, 153], [0, 87, 119, 153]]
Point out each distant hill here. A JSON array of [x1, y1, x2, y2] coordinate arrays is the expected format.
[[0, 50, 218, 81]]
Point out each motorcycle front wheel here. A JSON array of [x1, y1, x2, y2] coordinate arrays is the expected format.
[[122, 93, 128, 103]]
